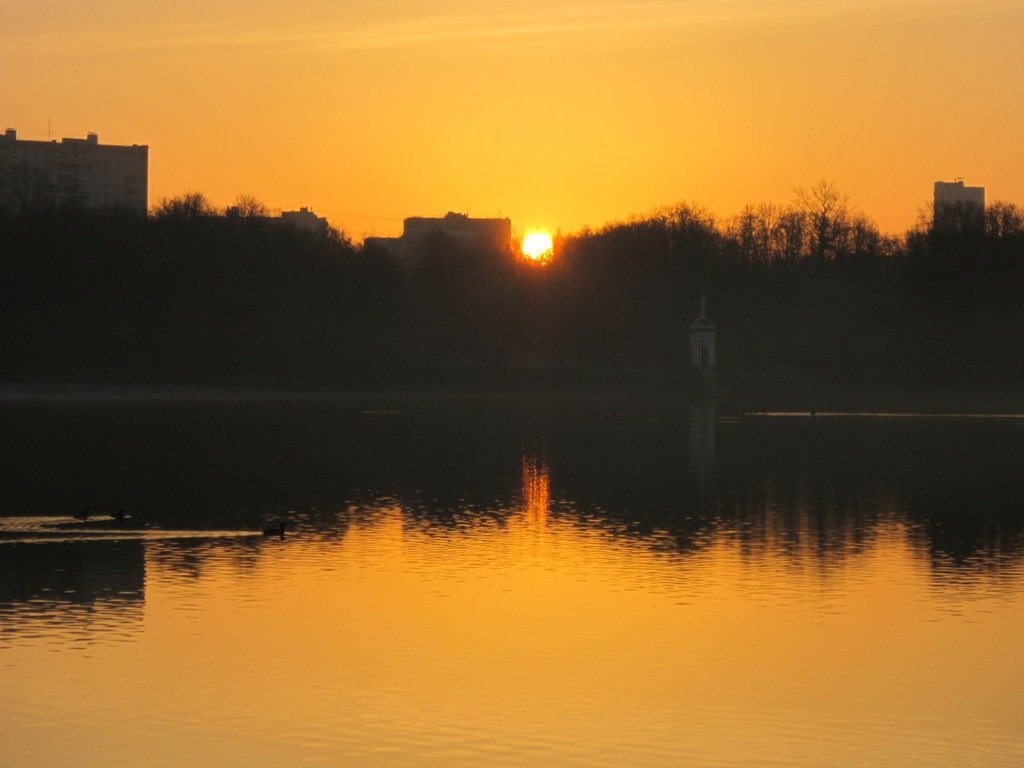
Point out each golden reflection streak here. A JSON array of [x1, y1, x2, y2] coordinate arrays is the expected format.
[[521, 452, 549, 529]]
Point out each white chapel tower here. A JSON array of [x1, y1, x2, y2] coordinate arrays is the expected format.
[[688, 296, 716, 369]]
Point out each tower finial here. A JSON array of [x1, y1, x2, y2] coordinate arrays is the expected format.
[[700, 295, 706, 319]]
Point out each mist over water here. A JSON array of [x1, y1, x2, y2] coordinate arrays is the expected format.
[[1, 397, 1022, 766]]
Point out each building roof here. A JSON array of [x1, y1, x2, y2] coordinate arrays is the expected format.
[[689, 296, 715, 330]]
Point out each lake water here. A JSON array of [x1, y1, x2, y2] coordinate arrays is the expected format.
[[1, 396, 1023, 767]]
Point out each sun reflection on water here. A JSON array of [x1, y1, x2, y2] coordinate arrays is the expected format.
[[3, 406, 1024, 767], [521, 452, 550, 529]]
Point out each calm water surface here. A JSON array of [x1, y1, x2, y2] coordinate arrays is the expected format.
[[1, 397, 1023, 767]]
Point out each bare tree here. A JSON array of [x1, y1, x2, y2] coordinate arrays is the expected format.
[[4, 159, 56, 214], [152, 191, 216, 220], [727, 202, 789, 265], [794, 179, 850, 262], [985, 201, 1024, 238], [228, 193, 269, 219]]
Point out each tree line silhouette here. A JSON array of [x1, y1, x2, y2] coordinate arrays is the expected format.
[[2, 183, 1022, 392]]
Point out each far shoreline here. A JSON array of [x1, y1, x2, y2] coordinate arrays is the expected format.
[[2, 375, 1023, 416]]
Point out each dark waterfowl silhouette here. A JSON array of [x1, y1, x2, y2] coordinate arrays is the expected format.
[[112, 509, 126, 525], [262, 521, 287, 539]]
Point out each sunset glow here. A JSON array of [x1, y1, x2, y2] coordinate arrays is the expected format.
[[5, 2, 1024, 763], [2, 1, 1023, 236], [521, 231, 554, 262]]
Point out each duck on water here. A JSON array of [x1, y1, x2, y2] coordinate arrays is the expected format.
[[262, 521, 287, 539]]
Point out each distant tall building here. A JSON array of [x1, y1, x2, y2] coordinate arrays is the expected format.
[[224, 204, 330, 233], [365, 211, 513, 259], [402, 212, 512, 256], [0, 129, 148, 215], [934, 179, 985, 232], [280, 207, 328, 233]]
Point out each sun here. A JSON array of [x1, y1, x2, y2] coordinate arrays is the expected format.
[[521, 231, 554, 262]]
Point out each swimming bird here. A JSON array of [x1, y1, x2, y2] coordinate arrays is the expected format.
[[262, 521, 286, 539]]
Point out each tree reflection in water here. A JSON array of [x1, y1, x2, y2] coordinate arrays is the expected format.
[[0, 398, 1022, 579]]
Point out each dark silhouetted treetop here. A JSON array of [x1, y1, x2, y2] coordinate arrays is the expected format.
[[153, 191, 217, 220]]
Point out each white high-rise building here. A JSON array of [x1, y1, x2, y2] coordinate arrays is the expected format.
[[934, 179, 985, 231], [0, 129, 148, 215]]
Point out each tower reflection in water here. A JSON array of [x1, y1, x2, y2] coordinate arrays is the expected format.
[[688, 399, 716, 495]]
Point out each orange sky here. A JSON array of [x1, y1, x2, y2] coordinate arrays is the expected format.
[[3, 1, 1022, 240]]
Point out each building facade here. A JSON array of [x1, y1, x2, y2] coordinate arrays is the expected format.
[[0, 129, 148, 215], [934, 179, 985, 232], [280, 207, 328, 233], [689, 296, 716, 369], [365, 212, 513, 259], [402, 212, 512, 257]]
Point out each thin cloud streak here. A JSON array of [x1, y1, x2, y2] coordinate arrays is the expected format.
[[3, 0, 1021, 57]]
